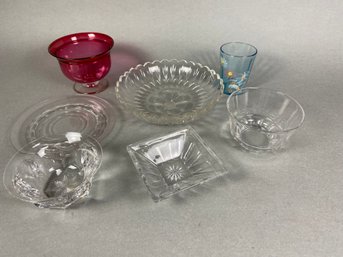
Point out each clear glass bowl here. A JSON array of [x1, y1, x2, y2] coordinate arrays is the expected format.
[[127, 127, 228, 202], [227, 87, 305, 152], [116, 60, 223, 125], [3, 133, 102, 208]]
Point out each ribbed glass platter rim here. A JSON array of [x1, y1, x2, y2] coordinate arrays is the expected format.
[[115, 59, 224, 124], [116, 59, 222, 84]]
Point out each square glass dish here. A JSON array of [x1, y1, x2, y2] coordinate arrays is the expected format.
[[127, 127, 228, 202]]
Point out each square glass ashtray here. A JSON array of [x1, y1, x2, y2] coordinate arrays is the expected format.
[[127, 127, 228, 202]]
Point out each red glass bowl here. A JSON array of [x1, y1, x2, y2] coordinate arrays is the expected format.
[[49, 32, 114, 94]]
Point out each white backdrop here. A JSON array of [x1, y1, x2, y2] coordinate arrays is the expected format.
[[0, 1, 342, 256]]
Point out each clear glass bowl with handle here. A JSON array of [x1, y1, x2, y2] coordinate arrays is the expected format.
[[3, 132, 102, 209]]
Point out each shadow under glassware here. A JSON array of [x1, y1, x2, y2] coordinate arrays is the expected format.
[[87, 141, 150, 205], [227, 87, 305, 152], [248, 54, 282, 87], [188, 50, 221, 73], [3, 133, 102, 209], [220, 42, 257, 95], [48, 32, 114, 94], [107, 43, 150, 87]]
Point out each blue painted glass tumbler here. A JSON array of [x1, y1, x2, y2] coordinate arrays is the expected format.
[[220, 42, 257, 95]]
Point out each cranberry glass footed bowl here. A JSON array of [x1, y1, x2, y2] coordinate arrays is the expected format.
[[3, 133, 102, 209], [116, 60, 223, 125], [48, 32, 114, 94]]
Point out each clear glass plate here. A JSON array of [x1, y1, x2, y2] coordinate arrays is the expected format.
[[10, 95, 116, 150], [127, 127, 228, 202], [116, 60, 223, 125]]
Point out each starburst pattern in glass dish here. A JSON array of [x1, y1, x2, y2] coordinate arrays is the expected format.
[[127, 127, 228, 202]]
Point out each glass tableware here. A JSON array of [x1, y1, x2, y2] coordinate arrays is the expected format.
[[220, 42, 257, 95], [3, 133, 102, 208], [48, 32, 114, 94], [10, 95, 116, 150], [227, 87, 305, 152], [116, 60, 223, 125], [127, 127, 228, 202]]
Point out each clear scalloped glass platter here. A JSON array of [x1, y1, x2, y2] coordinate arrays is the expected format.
[[127, 127, 228, 202], [116, 60, 223, 125], [10, 95, 116, 150]]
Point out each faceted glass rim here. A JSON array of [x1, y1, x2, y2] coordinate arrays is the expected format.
[[3, 134, 103, 205], [220, 42, 258, 58], [48, 32, 114, 62], [226, 87, 305, 134]]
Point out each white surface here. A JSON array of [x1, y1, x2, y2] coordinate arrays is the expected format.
[[1, 0, 343, 256]]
